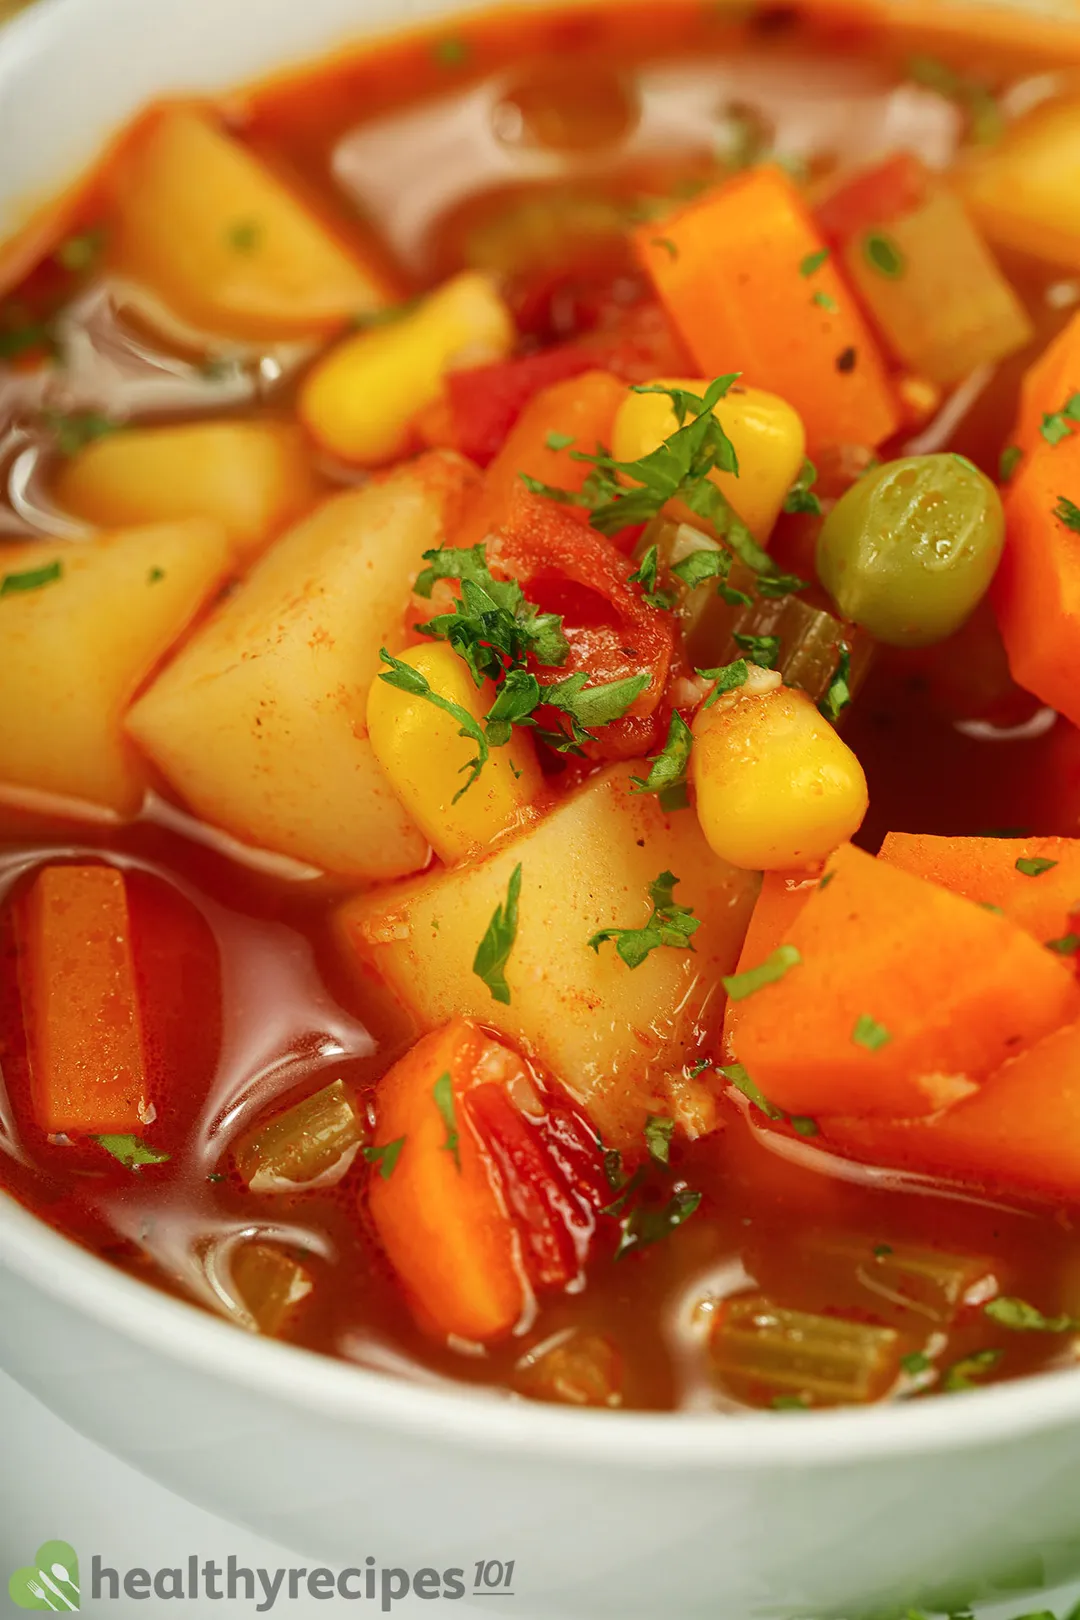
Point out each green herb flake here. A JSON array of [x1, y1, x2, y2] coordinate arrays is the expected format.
[[589, 870, 701, 970], [733, 632, 781, 669], [227, 219, 262, 253], [901, 1351, 932, 1377], [863, 231, 906, 279], [545, 430, 575, 452], [720, 1063, 783, 1120], [1055, 496, 1080, 533], [432, 1074, 461, 1170], [942, 1347, 1003, 1392], [147, 566, 166, 585], [853, 1013, 891, 1052], [363, 1136, 406, 1180], [644, 1113, 676, 1167], [812, 290, 839, 313], [722, 945, 802, 1003], [985, 1296, 1079, 1333], [631, 712, 694, 802], [433, 35, 470, 66], [615, 1185, 702, 1258], [697, 659, 751, 711], [800, 248, 830, 278], [1040, 393, 1080, 446], [818, 870, 836, 890], [651, 236, 679, 260], [378, 648, 489, 800], [472, 862, 522, 1006], [1016, 855, 1058, 877], [0, 318, 57, 362], [206, 1171, 226, 1184], [790, 1116, 820, 1137], [1048, 932, 1080, 956], [999, 445, 1023, 482], [874, 1243, 894, 1259], [628, 543, 677, 610], [0, 559, 63, 598], [819, 643, 852, 723], [43, 409, 121, 457], [94, 1134, 170, 1169], [783, 457, 822, 517], [55, 225, 107, 273]]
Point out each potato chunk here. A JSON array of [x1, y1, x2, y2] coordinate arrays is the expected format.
[[127, 453, 477, 878], [108, 107, 392, 339], [339, 765, 759, 1145], [0, 520, 229, 813], [55, 421, 317, 561]]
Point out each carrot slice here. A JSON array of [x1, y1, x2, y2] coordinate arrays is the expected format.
[[18, 864, 149, 1135], [819, 1019, 1080, 1205], [732, 843, 1080, 1119], [992, 431, 1080, 730], [1014, 308, 1080, 457], [880, 832, 1080, 951], [453, 369, 626, 549], [721, 866, 819, 1060], [635, 166, 900, 452]]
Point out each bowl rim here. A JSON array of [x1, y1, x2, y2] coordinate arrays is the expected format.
[[4, 0, 1080, 1474]]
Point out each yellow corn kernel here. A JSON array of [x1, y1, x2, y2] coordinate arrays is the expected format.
[[691, 676, 867, 870], [611, 378, 807, 543], [367, 643, 542, 865], [300, 272, 515, 466]]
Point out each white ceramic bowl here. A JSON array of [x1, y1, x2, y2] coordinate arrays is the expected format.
[[5, 3, 1080, 1616]]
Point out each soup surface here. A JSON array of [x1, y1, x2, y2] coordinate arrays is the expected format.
[[4, 0, 1080, 1414]]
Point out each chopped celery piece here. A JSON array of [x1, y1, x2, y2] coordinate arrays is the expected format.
[[515, 1333, 622, 1408], [230, 1242, 313, 1336], [646, 520, 873, 710], [796, 1231, 998, 1327], [233, 1078, 363, 1193], [713, 1293, 901, 1407]]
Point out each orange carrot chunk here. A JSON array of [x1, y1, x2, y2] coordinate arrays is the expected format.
[[18, 864, 149, 1135], [993, 431, 1080, 730], [819, 1019, 1080, 1205], [1013, 307, 1080, 458], [722, 866, 821, 1060], [880, 832, 1080, 951], [635, 166, 900, 453], [732, 843, 1080, 1119]]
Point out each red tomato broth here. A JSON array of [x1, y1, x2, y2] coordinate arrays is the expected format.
[[3, 0, 1080, 1413]]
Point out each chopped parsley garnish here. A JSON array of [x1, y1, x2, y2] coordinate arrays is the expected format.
[[378, 649, 489, 801], [818, 870, 836, 890], [771, 1394, 811, 1411], [0, 318, 57, 362], [1055, 496, 1080, 533], [351, 299, 422, 331], [1016, 856, 1058, 877], [363, 1137, 406, 1180], [433, 35, 470, 66], [812, 290, 839, 314], [783, 458, 822, 517], [756, 569, 809, 599], [56, 225, 107, 273], [720, 1062, 782, 1120], [644, 1114, 676, 1167], [819, 643, 853, 723], [670, 545, 752, 607], [999, 445, 1023, 482], [901, 1350, 933, 1377], [1047, 932, 1080, 956], [1040, 393, 1080, 445], [651, 236, 679, 260], [415, 542, 569, 680], [545, 430, 575, 452], [908, 55, 1003, 145], [863, 231, 906, 280], [615, 1185, 702, 1259], [472, 863, 522, 1006], [852, 1014, 891, 1051], [984, 1296, 1079, 1333], [874, 1243, 894, 1258], [631, 712, 693, 806], [698, 658, 750, 709], [0, 559, 62, 598], [733, 632, 781, 669], [227, 219, 262, 253], [432, 1073, 461, 1170], [589, 870, 701, 970], [942, 1347, 1003, 1392], [147, 566, 166, 585], [800, 248, 830, 278], [790, 1116, 819, 1137], [42, 409, 121, 456], [628, 544, 677, 610], [722, 945, 802, 1002], [95, 1135, 170, 1169]]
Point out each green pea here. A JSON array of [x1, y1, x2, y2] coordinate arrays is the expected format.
[[816, 454, 1005, 648]]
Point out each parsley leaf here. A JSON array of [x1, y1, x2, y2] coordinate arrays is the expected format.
[[432, 1073, 461, 1169], [698, 658, 751, 710], [942, 1347, 1003, 1392], [95, 1134, 170, 1169], [670, 545, 752, 606], [0, 559, 62, 597], [863, 231, 906, 279], [783, 458, 823, 516], [615, 1186, 702, 1258], [853, 1014, 891, 1051], [800, 248, 830, 278], [819, 643, 852, 723], [378, 648, 489, 800], [901, 1350, 933, 1376], [999, 445, 1023, 482], [473, 863, 522, 1005], [733, 632, 781, 669], [1047, 932, 1080, 956], [722, 945, 802, 1002], [651, 236, 679, 260], [416, 543, 570, 681], [227, 219, 262, 253], [545, 671, 649, 732], [589, 870, 701, 969], [755, 570, 809, 599], [1016, 855, 1058, 877], [812, 290, 839, 313], [631, 712, 693, 804], [720, 1062, 783, 1120], [433, 35, 470, 66], [56, 225, 108, 273], [363, 1137, 406, 1180], [545, 430, 575, 451], [42, 409, 121, 456], [628, 543, 677, 609], [1039, 393, 1080, 446], [771, 1394, 811, 1411], [644, 1113, 676, 1166], [1055, 497, 1080, 533], [984, 1296, 1079, 1333]]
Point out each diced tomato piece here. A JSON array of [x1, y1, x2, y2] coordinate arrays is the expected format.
[[447, 345, 599, 467], [815, 153, 930, 245]]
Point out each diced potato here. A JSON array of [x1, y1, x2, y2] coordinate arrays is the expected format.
[[959, 97, 1080, 270], [338, 764, 759, 1146], [300, 272, 515, 466], [108, 107, 392, 339], [233, 1078, 363, 1192], [0, 520, 230, 813], [54, 420, 317, 561], [126, 453, 478, 877], [230, 1242, 313, 1337]]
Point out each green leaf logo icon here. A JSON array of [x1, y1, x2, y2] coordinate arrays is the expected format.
[[9, 1541, 80, 1610]]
